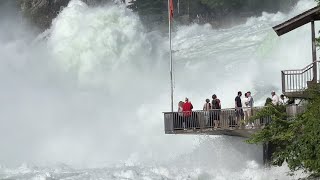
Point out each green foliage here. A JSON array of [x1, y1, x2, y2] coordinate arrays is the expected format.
[[247, 85, 320, 175]]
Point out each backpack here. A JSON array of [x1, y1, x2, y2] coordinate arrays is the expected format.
[[212, 99, 221, 109]]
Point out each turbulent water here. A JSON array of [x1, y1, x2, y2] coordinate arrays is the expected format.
[[0, 0, 318, 179]]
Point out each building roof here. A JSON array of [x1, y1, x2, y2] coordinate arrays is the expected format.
[[273, 6, 320, 36]]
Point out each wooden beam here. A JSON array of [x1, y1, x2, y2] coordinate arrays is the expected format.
[[273, 6, 320, 36]]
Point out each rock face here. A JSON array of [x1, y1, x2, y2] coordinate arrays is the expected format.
[[18, 0, 113, 29], [19, 0, 70, 29]]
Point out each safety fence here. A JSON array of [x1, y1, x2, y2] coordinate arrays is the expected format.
[[163, 105, 305, 133], [281, 61, 320, 93]]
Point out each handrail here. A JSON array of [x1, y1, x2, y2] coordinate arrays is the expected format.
[[281, 60, 319, 94], [282, 60, 320, 72], [163, 106, 265, 113], [163, 105, 306, 135], [283, 66, 313, 75]]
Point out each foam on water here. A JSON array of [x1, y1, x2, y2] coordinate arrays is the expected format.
[[0, 0, 317, 179]]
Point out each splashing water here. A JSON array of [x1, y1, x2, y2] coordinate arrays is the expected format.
[[0, 0, 317, 179]]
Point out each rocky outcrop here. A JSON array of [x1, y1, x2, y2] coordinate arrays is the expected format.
[[19, 0, 70, 29], [18, 0, 113, 29]]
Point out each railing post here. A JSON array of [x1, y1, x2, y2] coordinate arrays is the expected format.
[[281, 71, 285, 94], [311, 21, 317, 83]]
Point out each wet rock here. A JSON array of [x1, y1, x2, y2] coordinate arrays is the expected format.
[[18, 0, 114, 29], [19, 0, 70, 29]]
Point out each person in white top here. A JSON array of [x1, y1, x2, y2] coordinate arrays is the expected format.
[[203, 99, 211, 111], [247, 91, 254, 108], [271, 91, 279, 105], [279, 94, 286, 105], [246, 91, 254, 128], [243, 93, 250, 126]]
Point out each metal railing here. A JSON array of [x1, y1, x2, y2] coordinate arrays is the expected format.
[[164, 105, 305, 134], [164, 107, 271, 133], [281, 61, 320, 93]]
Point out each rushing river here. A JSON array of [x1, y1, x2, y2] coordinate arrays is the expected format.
[[0, 0, 317, 179]]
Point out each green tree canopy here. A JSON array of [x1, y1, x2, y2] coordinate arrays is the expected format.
[[247, 85, 320, 176]]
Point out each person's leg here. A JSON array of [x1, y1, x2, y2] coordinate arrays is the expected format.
[[248, 108, 254, 127], [241, 109, 244, 121], [236, 109, 243, 127], [213, 111, 217, 128], [186, 116, 190, 129], [235, 110, 240, 127], [217, 111, 221, 128], [243, 109, 248, 125]]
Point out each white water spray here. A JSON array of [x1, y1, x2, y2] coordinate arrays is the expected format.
[[0, 0, 317, 179]]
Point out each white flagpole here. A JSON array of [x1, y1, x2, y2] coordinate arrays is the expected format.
[[168, 0, 174, 114]]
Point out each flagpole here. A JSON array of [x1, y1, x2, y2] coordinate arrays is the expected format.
[[168, 0, 174, 114]]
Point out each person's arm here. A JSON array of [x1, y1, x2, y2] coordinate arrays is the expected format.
[[235, 97, 238, 108]]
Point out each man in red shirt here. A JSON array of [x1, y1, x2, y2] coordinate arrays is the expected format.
[[183, 97, 193, 116], [183, 97, 193, 128]]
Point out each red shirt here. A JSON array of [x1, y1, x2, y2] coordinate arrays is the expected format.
[[183, 101, 193, 117]]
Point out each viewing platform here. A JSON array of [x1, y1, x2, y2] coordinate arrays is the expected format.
[[163, 106, 305, 138], [273, 6, 320, 98]]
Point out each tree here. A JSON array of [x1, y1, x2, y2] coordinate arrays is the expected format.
[[247, 85, 320, 176]]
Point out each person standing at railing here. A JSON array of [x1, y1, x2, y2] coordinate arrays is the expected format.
[[235, 91, 244, 127], [243, 92, 249, 123], [176, 101, 184, 129], [271, 91, 279, 105], [203, 99, 211, 127], [183, 97, 193, 129], [247, 91, 254, 128], [211, 94, 221, 128], [279, 94, 287, 105], [203, 99, 211, 111]]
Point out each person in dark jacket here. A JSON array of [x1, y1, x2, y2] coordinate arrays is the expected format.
[[211, 94, 221, 128], [235, 91, 244, 127]]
